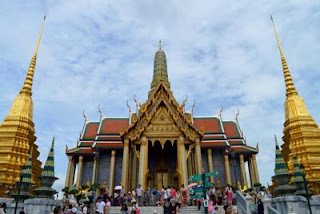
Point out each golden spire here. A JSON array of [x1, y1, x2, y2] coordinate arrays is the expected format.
[[20, 15, 46, 95], [271, 15, 298, 97]]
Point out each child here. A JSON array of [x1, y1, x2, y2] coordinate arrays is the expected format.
[[121, 204, 129, 214]]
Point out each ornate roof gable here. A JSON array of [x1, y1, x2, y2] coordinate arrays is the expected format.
[[120, 81, 203, 142]]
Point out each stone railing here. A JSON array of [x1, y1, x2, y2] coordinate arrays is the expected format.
[[267, 206, 281, 214], [236, 190, 247, 214]]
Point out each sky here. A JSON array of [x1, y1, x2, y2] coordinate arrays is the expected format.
[[0, 0, 319, 195]]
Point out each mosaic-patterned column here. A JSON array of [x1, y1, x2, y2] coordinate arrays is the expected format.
[[76, 156, 84, 188], [65, 156, 73, 187], [207, 149, 214, 182], [177, 136, 188, 187], [121, 138, 130, 192], [252, 154, 260, 183], [239, 154, 248, 187], [138, 136, 148, 190], [224, 154, 232, 185], [109, 150, 116, 197], [248, 156, 255, 187], [195, 138, 203, 174], [187, 152, 193, 177], [92, 152, 99, 184]]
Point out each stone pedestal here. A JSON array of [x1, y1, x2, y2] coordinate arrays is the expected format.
[[262, 194, 271, 214], [271, 196, 308, 214], [245, 194, 253, 214], [24, 198, 62, 214], [310, 195, 320, 214], [0, 198, 24, 214]]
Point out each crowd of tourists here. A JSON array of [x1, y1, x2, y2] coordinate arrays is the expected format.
[[48, 182, 261, 214]]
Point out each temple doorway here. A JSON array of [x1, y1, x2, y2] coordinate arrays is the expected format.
[[148, 140, 177, 189]]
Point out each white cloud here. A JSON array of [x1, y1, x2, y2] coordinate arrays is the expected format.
[[0, 0, 319, 192]]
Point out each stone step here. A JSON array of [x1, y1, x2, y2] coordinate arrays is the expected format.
[[106, 205, 242, 214]]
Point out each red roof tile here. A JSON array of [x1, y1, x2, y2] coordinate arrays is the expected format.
[[194, 117, 222, 133], [223, 121, 241, 138], [99, 118, 129, 134], [82, 122, 100, 140]]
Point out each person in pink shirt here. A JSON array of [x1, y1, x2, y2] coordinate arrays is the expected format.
[[171, 186, 176, 199], [208, 199, 214, 212]]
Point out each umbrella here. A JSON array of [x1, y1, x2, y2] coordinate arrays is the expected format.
[[188, 183, 197, 188], [114, 186, 122, 190]]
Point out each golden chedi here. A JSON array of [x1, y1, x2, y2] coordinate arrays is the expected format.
[[271, 16, 320, 194], [0, 17, 46, 196]]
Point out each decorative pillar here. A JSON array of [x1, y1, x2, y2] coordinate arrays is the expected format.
[[207, 149, 214, 182], [131, 149, 137, 189], [248, 156, 255, 187], [65, 156, 73, 187], [128, 149, 132, 191], [195, 138, 203, 174], [177, 136, 188, 187], [76, 156, 84, 188], [239, 155, 248, 187], [138, 136, 148, 190], [191, 152, 196, 176], [70, 158, 76, 187], [224, 154, 232, 185], [187, 153, 193, 177], [252, 154, 260, 183], [121, 138, 130, 192], [92, 152, 99, 184], [109, 150, 116, 197]]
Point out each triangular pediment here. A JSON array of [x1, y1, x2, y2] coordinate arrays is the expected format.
[[121, 82, 202, 142]]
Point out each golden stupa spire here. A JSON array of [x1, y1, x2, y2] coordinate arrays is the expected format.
[[0, 16, 45, 196], [20, 15, 46, 95], [271, 15, 298, 97]]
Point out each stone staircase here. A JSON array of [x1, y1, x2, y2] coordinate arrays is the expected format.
[[107, 205, 242, 214], [179, 205, 242, 214], [108, 206, 163, 213]]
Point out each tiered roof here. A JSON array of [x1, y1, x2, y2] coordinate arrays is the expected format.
[[67, 114, 257, 155]]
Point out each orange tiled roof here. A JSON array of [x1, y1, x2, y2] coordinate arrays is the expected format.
[[223, 121, 241, 138], [99, 118, 129, 134], [194, 117, 223, 133], [82, 122, 100, 140]]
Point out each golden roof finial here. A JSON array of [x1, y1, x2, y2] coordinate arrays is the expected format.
[[271, 15, 298, 97], [20, 15, 46, 95]]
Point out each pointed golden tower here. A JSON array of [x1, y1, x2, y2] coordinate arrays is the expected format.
[[271, 16, 320, 194], [0, 16, 46, 196]]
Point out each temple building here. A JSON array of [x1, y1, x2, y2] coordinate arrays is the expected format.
[[0, 17, 45, 196], [65, 42, 260, 194], [271, 17, 320, 194]]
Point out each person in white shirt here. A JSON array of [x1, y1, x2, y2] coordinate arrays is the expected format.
[[136, 184, 144, 206], [95, 196, 105, 214], [166, 187, 171, 201]]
